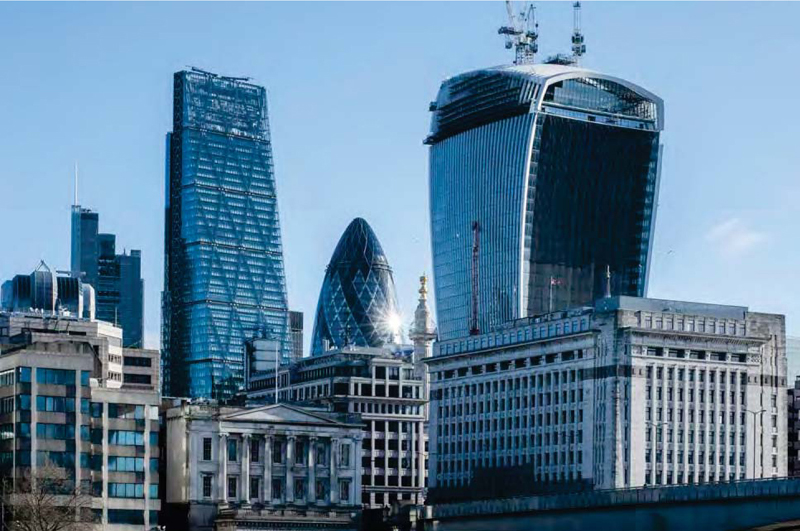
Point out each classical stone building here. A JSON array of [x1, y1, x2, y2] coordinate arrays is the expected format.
[[0, 311, 161, 529], [426, 296, 787, 500], [163, 401, 363, 530]]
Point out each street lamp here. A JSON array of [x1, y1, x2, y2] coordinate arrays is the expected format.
[[746, 408, 767, 478]]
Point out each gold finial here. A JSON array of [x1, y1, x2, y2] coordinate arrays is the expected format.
[[419, 274, 428, 299]]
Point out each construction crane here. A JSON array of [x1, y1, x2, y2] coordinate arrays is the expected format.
[[571, 2, 586, 64], [469, 221, 481, 336], [498, 1, 539, 65]]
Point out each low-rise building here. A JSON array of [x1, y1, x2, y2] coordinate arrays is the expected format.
[[426, 296, 787, 501], [0, 311, 161, 529], [247, 345, 429, 508], [162, 400, 362, 531]]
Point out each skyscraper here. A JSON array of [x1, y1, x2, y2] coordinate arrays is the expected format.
[[426, 63, 664, 340], [310, 218, 400, 356], [162, 68, 290, 399], [71, 206, 144, 347]]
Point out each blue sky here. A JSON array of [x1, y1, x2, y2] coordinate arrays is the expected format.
[[1, 2, 798, 355]]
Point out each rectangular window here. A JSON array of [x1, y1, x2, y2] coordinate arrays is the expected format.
[[272, 441, 282, 464], [202, 475, 213, 498], [203, 438, 212, 461], [251, 438, 260, 463], [340, 443, 351, 467], [228, 439, 238, 462], [228, 476, 237, 499], [250, 477, 260, 500], [340, 479, 351, 502], [272, 479, 283, 500]]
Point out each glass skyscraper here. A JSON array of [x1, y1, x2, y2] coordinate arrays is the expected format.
[[311, 218, 400, 356], [71, 206, 144, 347], [162, 68, 290, 399], [427, 64, 664, 341]]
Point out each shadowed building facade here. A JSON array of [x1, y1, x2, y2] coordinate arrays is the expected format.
[[426, 64, 664, 340], [162, 69, 290, 399], [310, 218, 400, 356]]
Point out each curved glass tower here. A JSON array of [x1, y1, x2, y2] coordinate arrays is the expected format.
[[311, 218, 400, 356], [427, 64, 664, 341]]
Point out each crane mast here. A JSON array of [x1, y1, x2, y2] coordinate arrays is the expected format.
[[470, 221, 481, 336], [571, 1, 587, 63], [498, 1, 538, 65]]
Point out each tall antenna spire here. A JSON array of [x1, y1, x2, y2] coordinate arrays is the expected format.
[[499, 1, 539, 65], [73, 162, 79, 207], [571, 2, 586, 64]]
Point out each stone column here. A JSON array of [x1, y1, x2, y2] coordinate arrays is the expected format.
[[242, 434, 251, 506], [263, 435, 272, 503], [330, 438, 339, 504], [308, 437, 317, 503], [416, 420, 425, 494], [286, 435, 296, 503], [353, 436, 362, 506], [219, 433, 229, 506]]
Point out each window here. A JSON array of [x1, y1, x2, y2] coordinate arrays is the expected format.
[[36, 396, 75, 413], [251, 438, 260, 462], [202, 475, 213, 498], [250, 477, 260, 500], [295, 478, 305, 499], [108, 483, 144, 499], [108, 430, 145, 446], [107, 510, 144, 525], [272, 441, 283, 464], [340, 443, 351, 467], [272, 479, 283, 500], [108, 456, 144, 472], [228, 476, 237, 499], [123, 356, 152, 367], [123, 374, 151, 385], [340, 479, 351, 502], [228, 439, 238, 462], [36, 368, 75, 385], [203, 438, 212, 461], [81, 371, 90, 386]]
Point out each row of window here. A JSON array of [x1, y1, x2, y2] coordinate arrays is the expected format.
[[202, 474, 351, 503]]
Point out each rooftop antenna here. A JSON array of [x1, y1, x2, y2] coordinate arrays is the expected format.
[[604, 265, 612, 298], [73, 162, 79, 207], [499, 1, 539, 65], [571, 2, 586, 64]]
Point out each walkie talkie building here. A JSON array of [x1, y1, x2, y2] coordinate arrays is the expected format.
[[426, 64, 664, 341], [162, 69, 290, 399]]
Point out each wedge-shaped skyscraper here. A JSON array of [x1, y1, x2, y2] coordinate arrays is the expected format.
[[311, 218, 400, 356], [426, 64, 664, 341], [163, 69, 290, 399]]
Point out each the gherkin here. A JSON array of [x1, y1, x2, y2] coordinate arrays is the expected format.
[[311, 218, 400, 356]]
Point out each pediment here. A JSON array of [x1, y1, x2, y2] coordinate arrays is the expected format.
[[220, 403, 349, 427]]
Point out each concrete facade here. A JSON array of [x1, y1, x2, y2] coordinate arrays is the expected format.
[[247, 345, 430, 508], [163, 400, 362, 531], [0, 311, 161, 530], [426, 296, 787, 499]]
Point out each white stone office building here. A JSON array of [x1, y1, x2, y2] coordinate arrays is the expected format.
[[163, 401, 363, 531], [426, 297, 787, 499], [0, 311, 161, 529], [247, 344, 429, 508]]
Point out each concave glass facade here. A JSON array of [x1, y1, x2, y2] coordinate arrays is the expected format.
[[163, 69, 290, 399], [311, 218, 400, 356], [427, 64, 663, 341]]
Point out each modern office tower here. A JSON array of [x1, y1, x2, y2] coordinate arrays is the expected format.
[[426, 64, 664, 340], [1, 261, 95, 320], [162, 401, 362, 531], [71, 206, 144, 348], [289, 311, 304, 362], [0, 312, 161, 529], [425, 297, 786, 501], [162, 68, 291, 399], [247, 344, 430, 508], [311, 218, 400, 356]]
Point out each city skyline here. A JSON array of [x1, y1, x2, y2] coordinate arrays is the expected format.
[[1, 2, 799, 357]]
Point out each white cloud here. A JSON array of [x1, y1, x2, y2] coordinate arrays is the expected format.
[[705, 217, 767, 256]]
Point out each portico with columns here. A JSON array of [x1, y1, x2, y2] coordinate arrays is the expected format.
[[164, 401, 362, 531]]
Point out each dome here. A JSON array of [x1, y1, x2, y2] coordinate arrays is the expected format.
[[311, 218, 400, 355]]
